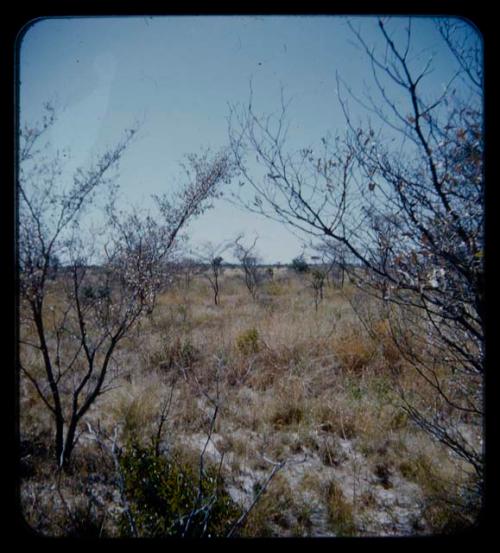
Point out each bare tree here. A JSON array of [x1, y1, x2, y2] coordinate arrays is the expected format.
[[195, 240, 233, 305], [437, 18, 483, 90], [234, 235, 262, 301], [175, 256, 202, 291], [18, 105, 235, 469], [228, 18, 484, 481]]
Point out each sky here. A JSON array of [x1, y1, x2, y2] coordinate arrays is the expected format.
[[18, 15, 481, 264]]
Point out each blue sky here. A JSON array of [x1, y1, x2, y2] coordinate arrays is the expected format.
[[18, 15, 481, 263]]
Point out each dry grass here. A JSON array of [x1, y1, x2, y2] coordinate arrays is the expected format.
[[324, 479, 356, 536], [19, 268, 481, 536]]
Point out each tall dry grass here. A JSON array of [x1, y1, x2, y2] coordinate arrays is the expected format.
[[19, 267, 480, 536]]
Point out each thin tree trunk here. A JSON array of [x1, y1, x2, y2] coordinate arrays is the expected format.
[[55, 414, 65, 467], [61, 417, 79, 470], [214, 276, 219, 305], [31, 301, 67, 468]]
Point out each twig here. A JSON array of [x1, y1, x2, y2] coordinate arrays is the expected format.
[[226, 456, 287, 538], [153, 378, 176, 456], [86, 422, 138, 537]]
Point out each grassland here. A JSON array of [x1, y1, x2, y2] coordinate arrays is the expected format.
[[19, 266, 480, 537]]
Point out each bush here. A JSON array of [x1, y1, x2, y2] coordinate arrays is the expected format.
[[119, 443, 241, 537], [265, 281, 283, 296], [319, 436, 348, 467], [239, 474, 295, 537], [236, 328, 260, 356], [156, 337, 199, 371], [81, 285, 111, 300], [271, 404, 304, 428], [291, 256, 309, 273], [333, 330, 376, 374], [325, 480, 356, 536], [60, 495, 109, 538]]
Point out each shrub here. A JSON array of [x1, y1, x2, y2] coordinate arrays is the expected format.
[[109, 391, 160, 444], [374, 462, 393, 489], [390, 410, 408, 430], [157, 337, 199, 371], [239, 473, 294, 536], [371, 318, 402, 366], [59, 495, 109, 538], [271, 404, 304, 428], [325, 479, 356, 536], [270, 377, 307, 428], [121, 398, 151, 443], [119, 443, 241, 537], [397, 453, 481, 532], [81, 285, 111, 300], [265, 281, 283, 296], [291, 256, 309, 273], [333, 330, 376, 373], [319, 436, 348, 467], [236, 328, 260, 356]]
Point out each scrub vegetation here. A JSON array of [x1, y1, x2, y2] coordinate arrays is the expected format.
[[18, 16, 483, 538], [19, 265, 481, 536]]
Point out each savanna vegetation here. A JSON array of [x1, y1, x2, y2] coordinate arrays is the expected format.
[[18, 17, 484, 538], [19, 262, 481, 536]]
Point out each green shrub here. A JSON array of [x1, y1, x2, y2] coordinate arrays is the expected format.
[[236, 328, 260, 355], [119, 443, 241, 537], [390, 410, 408, 430]]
